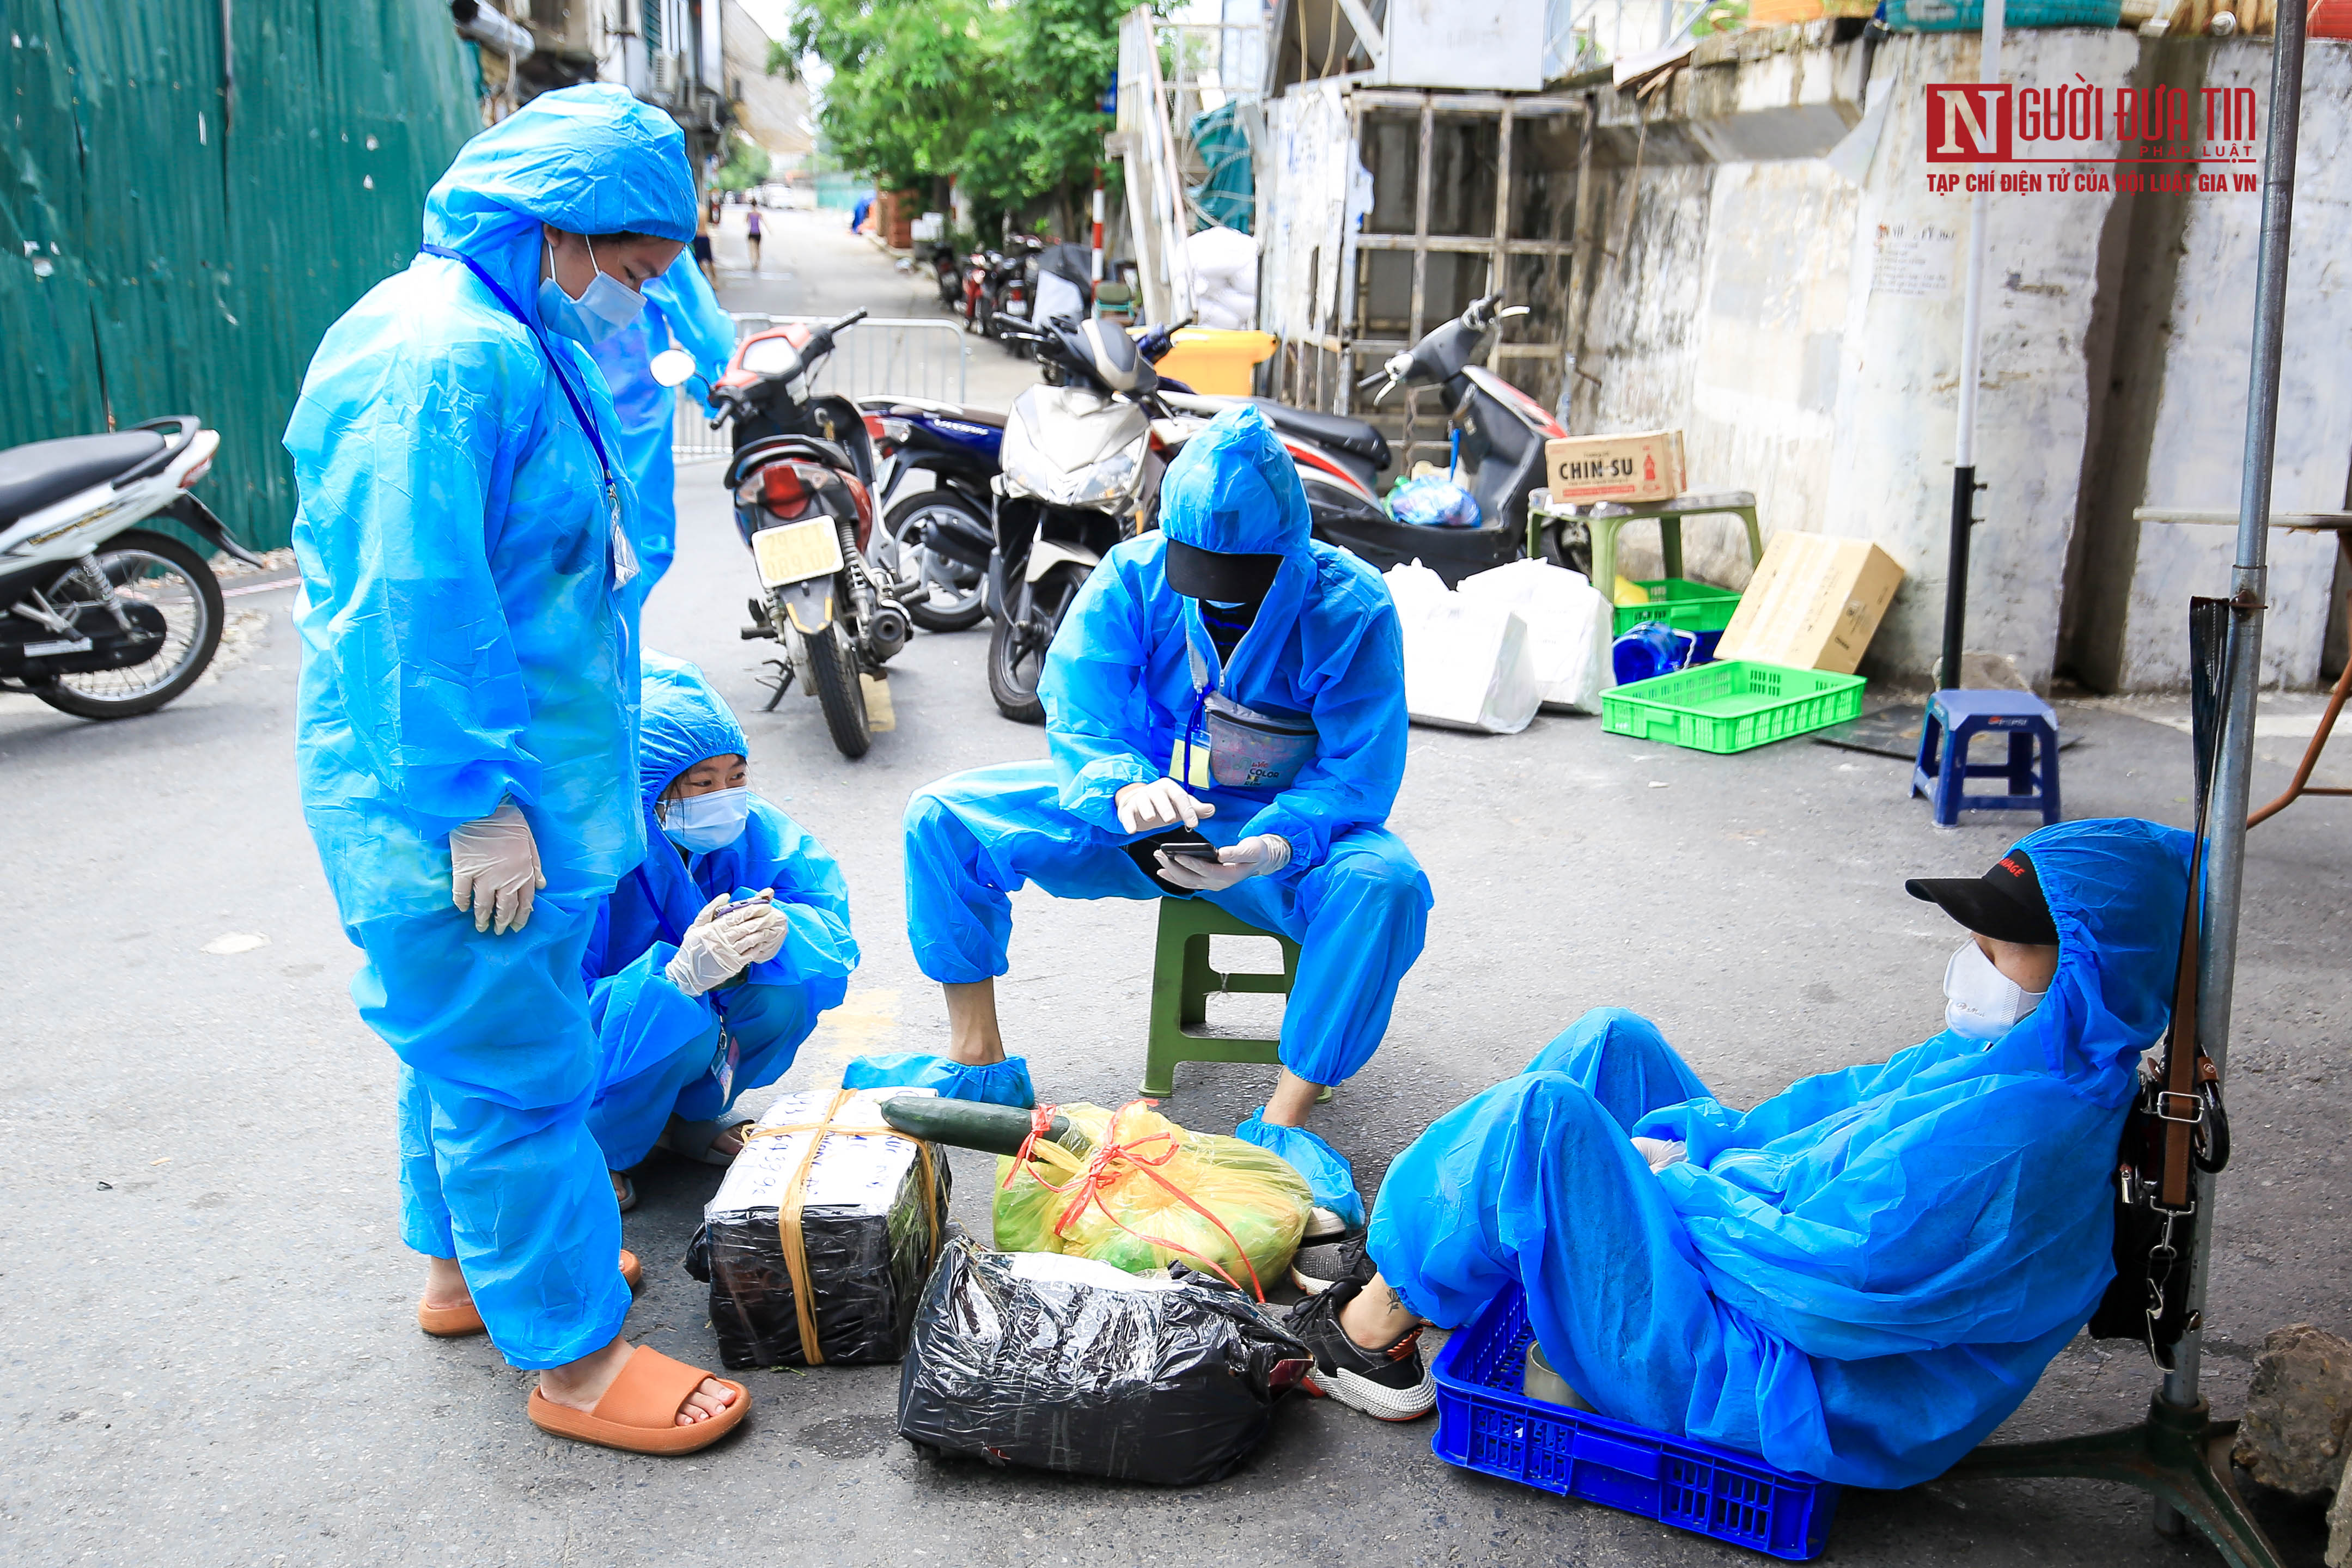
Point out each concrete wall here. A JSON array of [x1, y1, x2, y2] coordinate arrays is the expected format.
[[2105, 42, 2352, 688], [1552, 28, 2352, 690]]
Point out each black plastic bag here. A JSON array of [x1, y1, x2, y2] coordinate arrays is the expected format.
[[895, 1235, 1311, 1486], [683, 1088, 950, 1370]]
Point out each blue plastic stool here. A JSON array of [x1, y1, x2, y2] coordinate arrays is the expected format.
[[1910, 690, 2062, 827]]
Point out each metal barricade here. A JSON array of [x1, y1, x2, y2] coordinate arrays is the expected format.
[[672, 314, 970, 465]]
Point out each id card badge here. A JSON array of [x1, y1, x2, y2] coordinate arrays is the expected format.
[[711, 1029, 740, 1101], [1167, 729, 1212, 788], [606, 484, 640, 590]]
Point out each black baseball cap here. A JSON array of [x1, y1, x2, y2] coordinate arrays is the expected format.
[[1905, 847, 2060, 946], [1164, 539, 1283, 603]]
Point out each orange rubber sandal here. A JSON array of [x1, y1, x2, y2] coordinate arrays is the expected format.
[[417, 1249, 644, 1338], [527, 1345, 750, 1455]]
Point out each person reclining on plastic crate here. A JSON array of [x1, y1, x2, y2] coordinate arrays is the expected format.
[[1281, 817, 2190, 1489], [863, 405, 1434, 1242], [583, 652, 858, 1211]]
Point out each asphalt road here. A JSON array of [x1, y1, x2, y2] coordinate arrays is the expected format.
[[3, 211, 2346, 1567]]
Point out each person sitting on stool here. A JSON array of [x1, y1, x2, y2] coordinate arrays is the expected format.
[[860, 405, 1432, 1238], [1280, 818, 2190, 1492], [584, 653, 857, 1210]]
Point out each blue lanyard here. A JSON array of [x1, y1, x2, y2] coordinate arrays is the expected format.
[[418, 243, 618, 499]]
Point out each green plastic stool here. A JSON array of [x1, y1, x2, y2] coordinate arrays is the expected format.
[[1142, 899, 1329, 1101]]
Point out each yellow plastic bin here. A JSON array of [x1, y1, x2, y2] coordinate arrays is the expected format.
[[1142, 328, 1276, 395]]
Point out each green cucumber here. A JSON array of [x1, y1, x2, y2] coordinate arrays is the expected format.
[[877, 1096, 1087, 1158]]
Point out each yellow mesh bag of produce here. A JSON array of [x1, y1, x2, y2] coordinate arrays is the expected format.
[[993, 1101, 1312, 1298]]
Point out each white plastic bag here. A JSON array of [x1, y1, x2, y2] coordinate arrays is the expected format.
[[1385, 562, 1543, 735], [1457, 558, 1616, 714], [1181, 227, 1258, 327]]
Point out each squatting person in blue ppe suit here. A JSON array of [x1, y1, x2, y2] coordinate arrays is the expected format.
[[584, 654, 857, 1211], [1278, 818, 2191, 1488], [287, 86, 748, 1455], [587, 251, 736, 599], [865, 405, 1434, 1240]]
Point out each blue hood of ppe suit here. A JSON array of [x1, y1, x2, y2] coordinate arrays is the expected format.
[[420, 83, 696, 324], [1632, 816, 2194, 1481], [1038, 404, 1410, 869], [290, 84, 699, 961], [636, 649, 748, 806]]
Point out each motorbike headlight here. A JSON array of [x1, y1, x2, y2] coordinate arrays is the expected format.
[[998, 438, 1062, 504], [1059, 448, 1139, 508]]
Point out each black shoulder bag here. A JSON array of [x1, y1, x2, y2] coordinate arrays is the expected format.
[[2086, 597, 2233, 1366]]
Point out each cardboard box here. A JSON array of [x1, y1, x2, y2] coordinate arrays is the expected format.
[[1713, 532, 1905, 674], [1545, 430, 1686, 505]]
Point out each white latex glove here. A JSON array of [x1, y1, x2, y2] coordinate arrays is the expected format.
[[1629, 1136, 1687, 1173], [664, 893, 779, 997], [1155, 833, 1290, 893], [1116, 777, 1217, 834], [449, 802, 545, 935]]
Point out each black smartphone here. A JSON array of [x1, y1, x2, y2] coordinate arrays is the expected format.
[[1156, 835, 1222, 862]]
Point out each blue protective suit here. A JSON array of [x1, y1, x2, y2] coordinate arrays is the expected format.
[[587, 252, 736, 595], [583, 654, 858, 1168], [289, 85, 694, 1370], [895, 406, 1430, 1133], [1369, 817, 2192, 1487]]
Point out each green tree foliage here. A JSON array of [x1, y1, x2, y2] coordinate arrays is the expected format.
[[711, 129, 773, 192], [789, 0, 1148, 228]]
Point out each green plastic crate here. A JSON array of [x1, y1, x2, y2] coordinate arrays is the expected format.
[[1611, 577, 1743, 638], [1602, 661, 1866, 754]]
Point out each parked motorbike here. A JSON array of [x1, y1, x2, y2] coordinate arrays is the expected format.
[[923, 236, 961, 310], [976, 237, 1042, 355], [1317, 292, 1567, 585], [0, 415, 263, 719], [655, 309, 907, 760], [958, 248, 1000, 337], [859, 397, 1002, 633], [983, 316, 1190, 723]]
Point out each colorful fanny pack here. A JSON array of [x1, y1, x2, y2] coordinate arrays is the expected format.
[[1180, 640, 1318, 791]]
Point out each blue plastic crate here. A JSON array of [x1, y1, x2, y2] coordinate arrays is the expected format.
[[1430, 1289, 1840, 1560]]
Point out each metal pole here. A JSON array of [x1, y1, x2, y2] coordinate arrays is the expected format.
[[2150, 0, 2305, 1530], [1941, 0, 2004, 690]]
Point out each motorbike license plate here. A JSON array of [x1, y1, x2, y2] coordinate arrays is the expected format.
[[752, 518, 845, 588]]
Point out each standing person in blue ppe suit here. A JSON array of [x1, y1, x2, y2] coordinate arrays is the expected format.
[[866, 405, 1433, 1241], [1282, 819, 2193, 1490], [287, 84, 750, 1456], [584, 653, 858, 1209], [587, 252, 737, 597]]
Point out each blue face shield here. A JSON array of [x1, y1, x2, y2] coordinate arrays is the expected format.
[[538, 237, 645, 346], [661, 785, 750, 853]]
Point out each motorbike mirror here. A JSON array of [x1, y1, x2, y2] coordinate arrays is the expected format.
[[650, 348, 698, 388]]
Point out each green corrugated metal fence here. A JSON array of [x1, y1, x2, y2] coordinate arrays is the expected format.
[[1, 1, 479, 552]]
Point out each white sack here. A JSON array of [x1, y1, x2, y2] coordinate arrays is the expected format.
[[1456, 557, 1616, 714], [1385, 561, 1543, 735]]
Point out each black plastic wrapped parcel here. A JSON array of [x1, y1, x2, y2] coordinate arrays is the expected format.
[[684, 1088, 950, 1370], [896, 1235, 1312, 1485]]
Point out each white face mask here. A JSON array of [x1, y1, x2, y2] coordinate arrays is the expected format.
[[537, 236, 645, 346], [660, 785, 750, 853], [1943, 939, 2048, 1041]]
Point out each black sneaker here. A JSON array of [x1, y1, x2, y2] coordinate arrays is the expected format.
[[1283, 1278, 1435, 1421], [1290, 1233, 1375, 1296]]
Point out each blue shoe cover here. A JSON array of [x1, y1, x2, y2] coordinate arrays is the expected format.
[[841, 1051, 1037, 1108], [1235, 1111, 1366, 1232]]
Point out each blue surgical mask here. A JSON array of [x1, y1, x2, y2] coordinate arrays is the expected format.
[[537, 237, 645, 346], [661, 786, 750, 853], [1943, 939, 2045, 1041]]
